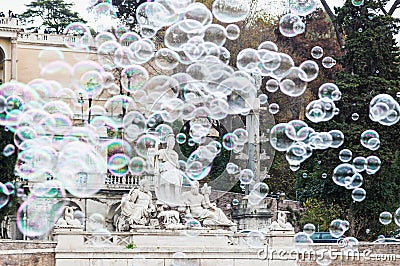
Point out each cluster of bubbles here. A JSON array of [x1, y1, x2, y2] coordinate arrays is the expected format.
[[270, 120, 345, 170], [0, 0, 284, 238], [369, 94, 400, 126], [306, 83, 341, 123], [0, 0, 396, 241]]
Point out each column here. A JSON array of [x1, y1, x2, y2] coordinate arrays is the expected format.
[[10, 37, 17, 80], [246, 97, 261, 191]]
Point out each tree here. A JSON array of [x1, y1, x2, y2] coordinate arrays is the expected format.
[[113, 0, 148, 30], [0, 127, 18, 224], [320, 0, 400, 47], [20, 0, 86, 34], [298, 0, 400, 239]]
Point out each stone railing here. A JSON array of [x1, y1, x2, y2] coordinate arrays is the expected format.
[[105, 173, 155, 190], [0, 18, 20, 27], [17, 32, 73, 45]]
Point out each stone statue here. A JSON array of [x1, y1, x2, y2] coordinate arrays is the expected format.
[[55, 206, 82, 227], [157, 204, 182, 229], [153, 134, 183, 206], [116, 180, 155, 231], [183, 181, 236, 227], [270, 210, 293, 231]]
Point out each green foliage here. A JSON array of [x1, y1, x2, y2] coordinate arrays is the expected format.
[[297, 0, 400, 240], [125, 242, 136, 249], [20, 0, 86, 34], [112, 0, 148, 30], [300, 198, 344, 232], [0, 126, 18, 221]]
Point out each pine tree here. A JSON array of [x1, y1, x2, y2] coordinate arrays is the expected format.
[[20, 0, 86, 34], [298, 0, 400, 239]]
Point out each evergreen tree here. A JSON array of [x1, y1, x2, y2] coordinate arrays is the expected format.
[[113, 0, 148, 30], [20, 0, 86, 34], [298, 0, 400, 239], [0, 127, 18, 222]]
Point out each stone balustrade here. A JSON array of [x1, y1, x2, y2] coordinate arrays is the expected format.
[[17, 32, 74, 45], [0, 18, 20, 27]]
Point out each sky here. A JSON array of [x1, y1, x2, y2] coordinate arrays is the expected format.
[[1, 0, 399, 29], [1, 0, 348, 19]]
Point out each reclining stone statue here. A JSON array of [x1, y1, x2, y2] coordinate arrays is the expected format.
[[182, 181, 236, 228]]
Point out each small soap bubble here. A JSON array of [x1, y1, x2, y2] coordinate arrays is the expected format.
[[329, 219, 346, 238], [311, 46, 323, 59], [2, 144, 15, 157], [339, 149, 352, 162], [379, 212, 392, 225], [225, 24, 240, 40], [351, 113, 359, 121], [303, 223, 316, 235], [352, 188, 366, 202], [269, 103, 280, 114], [258, 94, 268, 104], [352, 0, 364, 6], [322, 57, 336, 68]]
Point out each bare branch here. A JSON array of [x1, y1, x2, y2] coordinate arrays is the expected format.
[[378, 0, 388, 15], [388, 0, 400, 16], [319, 0, 346, 48], [319, 0, 335, 21]]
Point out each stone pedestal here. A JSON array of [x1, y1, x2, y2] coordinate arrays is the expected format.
[[268, 230, 295, 248], [233, 197, 273, 231], [54, 228, 84, 250]]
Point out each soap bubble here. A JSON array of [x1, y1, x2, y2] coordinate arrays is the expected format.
[[329, 219, 346, 238], [226, 162, 240, 175], [120, 65, 149, 93], [239, 169, 254, 184], [322, 57, 336, 68], [299, 60, 319, 82], [394, 208, 400, 227], [351, 113, 359, 121], [2, 144, 15, 157], [339, 149, 352, 162], [369, 94, 400, 126], [279, 14, 304, 38], [225, 24, 240, 40], [269, 103, 280, 114], [332, 164, 357, 187], [360, 130, 380, 151], [0, 183, 10, 209], [128, 157, 145, 175], [365, 156, 381, 174], [379, 212, 392, 225], [352, 0, 364, 6], [289, 0, 317, 16], [352, 157, 366, 172], [311, 46, 323, 59], [270, 123, 295, 152], [222, 133, 238, 150], [352, 188, 366, 202], [303, 223, 316, 235], [212, 0, 250, 23], [294, 232, 313, 244], [176, 133, 187, 144], [258, 94, 268, 104], [266, 79, 279, 92], [329, 130, 345, 148]]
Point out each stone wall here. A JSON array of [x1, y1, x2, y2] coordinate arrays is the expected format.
[[296, 243, 400, 266], [0, 240, 56, 266]]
